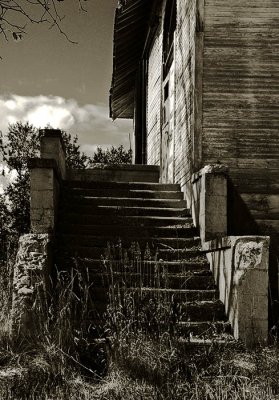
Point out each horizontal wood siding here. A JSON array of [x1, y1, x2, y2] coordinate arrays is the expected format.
[[174, 0, 196, 191], [146, 27, 163, 166], [203, 0, 279, 230]]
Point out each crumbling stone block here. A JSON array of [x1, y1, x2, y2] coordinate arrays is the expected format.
[[10, 234, 52, 340]]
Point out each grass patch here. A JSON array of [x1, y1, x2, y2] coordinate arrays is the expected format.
[[0, 241, 279, 398]]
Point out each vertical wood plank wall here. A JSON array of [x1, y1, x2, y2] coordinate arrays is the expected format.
[[203, 0, 279, 230], [146, 0, 197, 198], [175, 0, 196, 199], [146, 27, 163, 166]]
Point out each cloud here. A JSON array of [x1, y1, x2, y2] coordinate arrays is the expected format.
[[0, 164, 17, 194], [0, 94, 133, 156]]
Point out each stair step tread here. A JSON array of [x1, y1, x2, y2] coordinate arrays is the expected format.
[[58, 214, 193, 225], [63, 181, 181, 191], [86, 287, 218, 300], [63, 196, 186, 208], [83, 299, 227, 322], [59, 206, 190, 217], [85, 299, 225, 309], [61, 246, 202, 255], [87, 319, 232, 338], [177, 336, 235, 345], [54, 257, 210, 272], [62, 189, 183, 200], [82, 270, 212, 277], [57, 234, 200, 248], [132, 288, 217, 295], [57, 225, 197, 237]]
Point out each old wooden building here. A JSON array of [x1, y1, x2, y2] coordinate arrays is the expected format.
[[110, 0, 279, 321]]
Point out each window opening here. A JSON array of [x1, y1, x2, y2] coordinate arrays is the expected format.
[[163, 0, 177, 79]]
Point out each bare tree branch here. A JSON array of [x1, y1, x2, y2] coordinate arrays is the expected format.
[[0, 0, 86, 44]]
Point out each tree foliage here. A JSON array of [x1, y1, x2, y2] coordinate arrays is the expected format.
[[0, 121, 90, 173], [0, 122, 90, 239], [0, 0, 86, 43], [0, 122, 40, 175], [90, 145, 132, 165], [0, 122, 132, 258]]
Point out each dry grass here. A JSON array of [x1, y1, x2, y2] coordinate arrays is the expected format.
[[0, 241, 279, 399]]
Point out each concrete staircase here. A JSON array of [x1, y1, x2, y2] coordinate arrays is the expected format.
[[55, 169, 233, 345]]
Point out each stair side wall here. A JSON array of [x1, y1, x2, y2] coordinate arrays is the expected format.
[[204, 236, 270, 347]]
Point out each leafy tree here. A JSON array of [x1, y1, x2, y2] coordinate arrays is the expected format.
[[90, 145, 132, 165], [0, 122, 40, 175], [0, 121, 90, 173], [0, 122, 132, 247], [0, 193, 12, 262], [61, 131, 90, 170], [0, 121, 90, 237]]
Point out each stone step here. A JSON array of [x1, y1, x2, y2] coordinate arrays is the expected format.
[[87, 271, 215, 290], [155, 248, 205, 260], [63, 180, 181, 191], [62, 188, 184, 200], [57, 214, 193, 227], [59, 205, 191, 218], [181, 300, 226, 322], [175, 336, 236, 350], [86, 300, 226, 323], [66, 165, 160, 183], [57, 223, 197, 237], [60, 196, 187, 209], [89, 335, 236, 348], [86, 287, 218, 302], [54, 173, 233, 343], [59, 245, 203, 261], [56, 234, 201, 250], [88, 319, 231, 337], [54, 257, 210, 274], [175, 321, 232, 337]]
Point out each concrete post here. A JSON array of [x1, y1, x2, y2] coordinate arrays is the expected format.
[[192, 164, 228, 242], [40, 129, 66, 179], [28, 129, 66, 234], [29, 159, 59, 234]]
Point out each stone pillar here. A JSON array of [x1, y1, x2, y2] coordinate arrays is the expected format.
[[192, 164, 228, 243], [40, 129, 66, 179], [28, 159, 59, 234], [11, 129, 66, 338], [28, 129, 66, 234]]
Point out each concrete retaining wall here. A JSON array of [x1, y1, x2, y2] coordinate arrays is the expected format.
[[204, 236, 269, 346], [192, 164, 270, 346]]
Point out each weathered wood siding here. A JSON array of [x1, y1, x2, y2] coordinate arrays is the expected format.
[[146, 0, 197, 193], [146, 27, 163, 166], [203, 0, 279, 230], [174, 0, 196, 197]]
